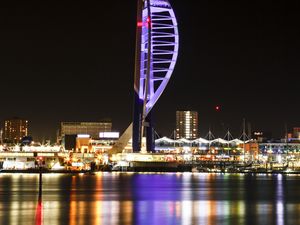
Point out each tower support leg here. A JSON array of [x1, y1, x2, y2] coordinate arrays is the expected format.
[[145, 110, 154, 152], [133, 93, 143, 152]]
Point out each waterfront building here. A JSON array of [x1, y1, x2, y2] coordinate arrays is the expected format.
[[3, 117, 28, 143], [63, 132, 120, 152], [76, 134, 92, 153], [176, 111, 198, 139], [0, 129, 3, 145], [252, 131, 272, 142], [293, 127, 300, 139], [64, 134, 77, 151], [60, 121, 112, 139]]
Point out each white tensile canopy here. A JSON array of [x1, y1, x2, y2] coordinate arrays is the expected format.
[[156, 137, 245, 145]]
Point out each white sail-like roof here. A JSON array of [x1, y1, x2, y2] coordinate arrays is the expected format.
[[155, 137, 176, 143], [177, 138, 192, 143], [229, 139, 244, 145], [155, 137, 250, 145], [192, 138, 210, 144], [210, 138, 228, 144]]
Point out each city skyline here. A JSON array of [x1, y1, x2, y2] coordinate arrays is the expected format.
[[1, 0, 300, 141], [2, 2, 300, 225]]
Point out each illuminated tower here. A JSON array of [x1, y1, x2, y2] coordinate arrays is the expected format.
[[132, 0, 179, 152], [176, 111, 198, 139], [110, 0, 179, 154]]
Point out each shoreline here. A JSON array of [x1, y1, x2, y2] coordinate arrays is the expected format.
[[0, 169, 89, 174], [1, 169, 300, 175]]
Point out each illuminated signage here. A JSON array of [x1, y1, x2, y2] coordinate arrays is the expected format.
[[0, 152, 34, 157], [37, 153, 55, 157], [72, 162, 84, 167], [77, 134, 90, 138], [99, 132, 119, 139]]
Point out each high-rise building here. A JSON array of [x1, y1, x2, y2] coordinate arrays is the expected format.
[[4, 117, 28, 143], [176, 111, 198, 139], [60, 121, 112, 139]]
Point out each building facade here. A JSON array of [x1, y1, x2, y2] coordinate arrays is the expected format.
[[4, 118, 28, 143], [60, 122, 112, 139], [293, 127, 300, 139], [176, 111, 198, 139]]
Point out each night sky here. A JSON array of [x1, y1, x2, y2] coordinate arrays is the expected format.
[[1, 0, 300, 141]]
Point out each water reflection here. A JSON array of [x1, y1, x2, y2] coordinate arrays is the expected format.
[[35, 194, 42, 225], [1, 173, 300, 224], [276, 174, 284, 225]]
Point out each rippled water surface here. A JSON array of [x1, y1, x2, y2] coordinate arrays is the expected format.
[[1, 172, 300, 225]]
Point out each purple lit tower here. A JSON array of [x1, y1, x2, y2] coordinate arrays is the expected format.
[[132, 0, 179, 152]]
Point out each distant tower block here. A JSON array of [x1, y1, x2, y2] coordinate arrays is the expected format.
[[176, 111, 198, 139], [132, 0, 179, 152], [4, 117, 28, 143]]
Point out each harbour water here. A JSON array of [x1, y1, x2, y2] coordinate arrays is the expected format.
[[0, 172, 300, 225]]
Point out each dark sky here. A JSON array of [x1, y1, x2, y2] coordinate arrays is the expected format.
[[1, 0, 300, 141]]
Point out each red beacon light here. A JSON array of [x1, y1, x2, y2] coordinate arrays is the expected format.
[[137, 21, 143, 27], [215, 105, 221, 111], [137, 18, 151, 28], [146, 17, 152, 27]]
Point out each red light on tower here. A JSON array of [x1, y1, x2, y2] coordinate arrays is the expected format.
[[146, 17, 151, 28], [215, 105, 221, 111], [137, 21, 143, 27]]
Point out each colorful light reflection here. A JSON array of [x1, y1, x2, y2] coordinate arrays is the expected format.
[[0, 173, 299, 225]]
